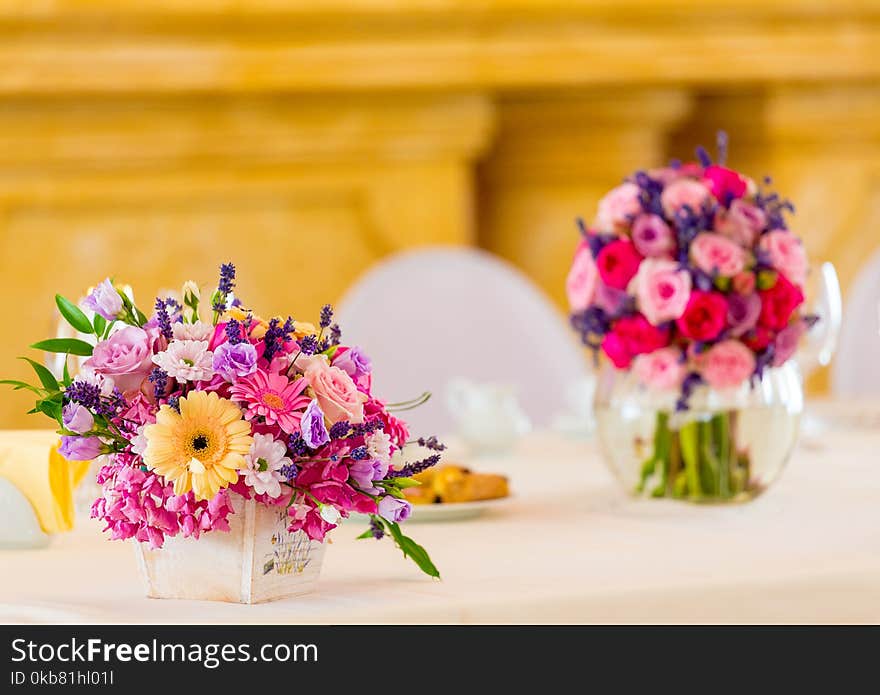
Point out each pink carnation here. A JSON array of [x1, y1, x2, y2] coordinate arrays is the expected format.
[[91, 453, 234, 549], [691, 232, 748, 277], [630, 258, 692, 326], [566, 240, 599, 311], [595, 182, 642, 232], [701, 340, 756, 390], [759, 230, 808, 288], [633, 347, 686, 391]]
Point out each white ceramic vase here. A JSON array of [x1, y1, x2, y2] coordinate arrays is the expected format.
[[135, 494, 325, 604]]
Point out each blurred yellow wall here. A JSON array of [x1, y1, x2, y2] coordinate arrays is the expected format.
[[1, 1, 879, 426]]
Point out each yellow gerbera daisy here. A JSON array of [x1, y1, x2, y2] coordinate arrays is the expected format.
[[143, 390, 253, 501]]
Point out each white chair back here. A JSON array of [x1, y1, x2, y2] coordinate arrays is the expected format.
[[832, 250, 880, 396], [336, 247, 589, 436]]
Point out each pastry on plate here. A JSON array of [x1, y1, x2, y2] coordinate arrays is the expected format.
[[404, 464, 509, 505]]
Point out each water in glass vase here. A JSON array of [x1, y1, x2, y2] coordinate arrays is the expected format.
[[595, 363, 803, 503]]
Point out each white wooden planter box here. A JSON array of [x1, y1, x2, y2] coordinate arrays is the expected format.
[[135, 494, 325, 604]]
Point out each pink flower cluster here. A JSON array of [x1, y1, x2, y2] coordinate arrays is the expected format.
[[91, 452, 234, 549], [568, 144, 813, 404]]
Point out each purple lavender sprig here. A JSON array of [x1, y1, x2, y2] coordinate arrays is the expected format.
[[388, 454, 441, 479], [417, 436, 447, 452], [225, 318, 245, 345], [154, 298, 173, 341], [148, 367, 168, 401], [263, 317, 295, 363], [211, 262, 236, 313], [319, 304, 333, 329]]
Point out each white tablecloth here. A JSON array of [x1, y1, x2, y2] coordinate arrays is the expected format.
[[2, 410, 880, 624]]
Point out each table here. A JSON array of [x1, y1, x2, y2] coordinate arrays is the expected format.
[[2, 408, 880, 624]]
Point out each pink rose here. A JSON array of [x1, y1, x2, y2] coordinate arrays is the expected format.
[[594, 281, 629, 317], [759, 230, 808, 288], [304, 359, 368, 424], [691, 232, 748, 277], [83, 326, 154, 394], [630, 258, 692, 326], [566, 241, 599, 311], [715, 199, 767, 247], [703, 165, 752, 202], [631, 214, 676, 258], [701, 340, 756, 390], [661, 179, 713, 217], [596, 240, 643, 290], [601, 314, 670, 369], [633, 347, 686, 391], [595, 182, 642, 232], [676, 291, 728, 341]]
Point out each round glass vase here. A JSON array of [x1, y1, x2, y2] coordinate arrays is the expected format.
[[594, 362, 803, 503]]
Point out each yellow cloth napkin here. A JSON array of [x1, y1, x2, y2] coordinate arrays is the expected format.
[[0, 430, 91, 534]]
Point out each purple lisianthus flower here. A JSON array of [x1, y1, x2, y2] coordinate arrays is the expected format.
[[212, 341, 258, 382], [726, 293, 762, 337], [378, 496, 412, 524], [300, 399, 329, 449], [349, 457, 390, 494], [81, 278, 123, 321], [772, 321, 807, 367], [62, 403, 94, 434], [58, 435, 103, 461], [332, 347, 372, 382]]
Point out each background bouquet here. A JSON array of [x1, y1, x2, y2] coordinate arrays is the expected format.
[[4, 262, 441, 579], [568, 135, 814, 501]]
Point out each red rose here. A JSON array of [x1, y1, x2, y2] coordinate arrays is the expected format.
[[703, 165, 749, 202], [675, 290, 728, 341], [758, 273, 804, 330], [596, 240, 643, 290], [601, 314, 670, 369], [743, 325, 774, 351]]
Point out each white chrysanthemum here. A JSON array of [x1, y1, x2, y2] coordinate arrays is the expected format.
[[172, 320, 213, 342], [152, 340, 214, 382], [241, 433, 290, 499], [365, 430, 392, 464]]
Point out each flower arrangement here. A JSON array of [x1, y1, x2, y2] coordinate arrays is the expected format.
[[567, 134, 814, 501], [4, 263, 441, 578]]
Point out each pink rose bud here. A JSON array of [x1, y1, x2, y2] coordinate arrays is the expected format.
[[701, 340, 757, 390], [690, 232, 748, 278], [566, 240, 599, 311], [631, 258, 692, 326], [633, 347, 687, 391], [595, 182, 642, 233], [758, 230, 808, 288], [661, 179, 713, 218]]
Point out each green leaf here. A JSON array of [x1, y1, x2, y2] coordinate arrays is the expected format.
[[18, 357, 59, 392], [36, 398, 63, 425], [55, 294, 94, 334], [93, 313, 107, 337], [381, 486, 406, 499], [386, 520, 440, 579], [62, 357, 71, 387], [355, 529, 373, 540], [30, 338, 94, 357], [0, 379, 45, 395], [385, 477, 422, 489]]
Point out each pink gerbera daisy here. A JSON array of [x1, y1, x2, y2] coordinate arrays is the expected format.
[[230, 369, 310, 434]]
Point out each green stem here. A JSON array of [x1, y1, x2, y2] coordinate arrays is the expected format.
[[714, 414, 731, 499], [679, 421, 702, 499]]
